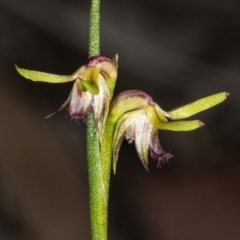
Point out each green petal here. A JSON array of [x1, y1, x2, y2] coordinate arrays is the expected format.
[[93, 56, 118, 99], [79, 66, 100, 95], [167, 92, 229, 120], [155, 120, 204, 131], [79, 78, 99, 95], [84, 66, 99, 83], [147, 105, 168, 128], [109, 90, 151, 123], [153, 103, 168, 122], [15, 65, 75, 83]]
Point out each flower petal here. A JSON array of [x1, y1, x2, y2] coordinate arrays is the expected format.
[[134, 114, 153, 171], [87, 55, 118, 99], [68, 80, 93, 119], [109, 90, 153, 122], [112, 109, 144, 173], [155, 120, 204, 131], [152, 103, 168, 122], [149, 129, 172, 167], [167, 92, 229, 120], [15, 65, 75, 83], [80, 78, 99, 95], [92, 75, 110, 134], [79, 66, 100, 95]]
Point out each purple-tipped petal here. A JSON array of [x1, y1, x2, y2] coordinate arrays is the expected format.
[[149, 129, 173, 168]]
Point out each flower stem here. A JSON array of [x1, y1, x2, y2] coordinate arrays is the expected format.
[[89, 0, 100, 57], [87, 0, 109, 239], [87, 114, 108, 240]]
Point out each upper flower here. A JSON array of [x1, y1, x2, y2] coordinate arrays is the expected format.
[[108, 90, 228, 173], [16, 55, 118, 134]]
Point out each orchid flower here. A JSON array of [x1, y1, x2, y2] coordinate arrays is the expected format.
[[108, 90, 228, 173], [16, 55, 118, 135]]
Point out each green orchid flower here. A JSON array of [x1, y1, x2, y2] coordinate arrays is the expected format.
[[108, 90, 228, 173], [16, 55, 118, 134]]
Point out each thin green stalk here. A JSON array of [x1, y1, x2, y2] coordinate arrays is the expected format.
[[89, 0, 100, 57], [87, 0, 109, 239], [87, 113, 108, 240], [100, 119, 115, 198]]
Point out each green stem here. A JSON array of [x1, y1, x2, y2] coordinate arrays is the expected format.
[[87, 0, 109, 240], [86, 116, 114, 240], [87, 113, 108, 240], [89, 0, 100, 57], [100, 118, 115, 198]]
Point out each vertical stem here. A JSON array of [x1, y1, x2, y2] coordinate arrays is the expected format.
[[87, 114, 107, 240], [87, 0, 108, 240], [89, 0, 100, 57], [100, 119, 115, 196]]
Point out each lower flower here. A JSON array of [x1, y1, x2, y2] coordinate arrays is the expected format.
[[109, 90, 228, 173]]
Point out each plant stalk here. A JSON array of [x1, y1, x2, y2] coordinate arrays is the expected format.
[[87, 0, 109, 239]]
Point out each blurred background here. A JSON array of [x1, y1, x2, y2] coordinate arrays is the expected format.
[[0, 0, 240, 239]]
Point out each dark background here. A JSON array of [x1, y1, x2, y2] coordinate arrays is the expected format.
[[0, 0, 240, 239]]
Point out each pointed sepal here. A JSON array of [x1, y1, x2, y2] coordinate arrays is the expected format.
[[154, 120, 204, 131], [15, 65, 75, 83], [167, 92, 229, 120]]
